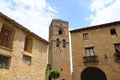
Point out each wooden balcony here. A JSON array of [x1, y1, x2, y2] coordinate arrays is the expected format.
[[83, 55, 99, 63]]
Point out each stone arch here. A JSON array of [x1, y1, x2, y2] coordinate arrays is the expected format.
[[56, 38, 60, 47], [81, 67, 107, 80], [62, 39, 66, 48]]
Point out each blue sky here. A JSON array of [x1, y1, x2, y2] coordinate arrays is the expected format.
[[0, 0, 120, 40], [47, 0, 91, 29]]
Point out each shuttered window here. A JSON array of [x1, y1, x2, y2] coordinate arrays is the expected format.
[[0, 28, 13, 48], [24, 35, 33, 53], [114, 44, 120, 52]]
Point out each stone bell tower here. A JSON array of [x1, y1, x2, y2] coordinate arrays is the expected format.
[[48, 19, 71, 80]]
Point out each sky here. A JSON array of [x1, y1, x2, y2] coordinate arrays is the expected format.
[[0, 0, 120, 40]]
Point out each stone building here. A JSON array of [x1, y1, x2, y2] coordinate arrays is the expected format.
[[70, 21, 120, 80], [48, 19, 71, 80], [0, 12, 48, 80]]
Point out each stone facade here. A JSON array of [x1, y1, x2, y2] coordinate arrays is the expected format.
[[0, 13, 48, 80], [48, 19, 72, 80], [70, 22, 120, 80]]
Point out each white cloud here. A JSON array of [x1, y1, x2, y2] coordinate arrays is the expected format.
[[89, 0, 120, 25], [0, 0, 58, 40]]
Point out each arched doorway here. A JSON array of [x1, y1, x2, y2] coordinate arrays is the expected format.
[[81, 67, 107, 80]]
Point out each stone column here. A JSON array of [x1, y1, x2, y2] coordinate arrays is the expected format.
[[0, 22, 3, 32]]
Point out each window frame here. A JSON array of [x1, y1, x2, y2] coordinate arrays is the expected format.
[[110, 28, 117, 37], [83, 33, 89, 41], [85, 47, 95, 56], [0, 55, 11, 69], [24, 35, 33, 53], [0, 25, 14, 49], [23, 55, 32, 65]]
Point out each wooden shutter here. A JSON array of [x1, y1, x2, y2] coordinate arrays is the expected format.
[[0, 28, 12, 48]]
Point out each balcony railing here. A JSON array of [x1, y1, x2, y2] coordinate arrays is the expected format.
[[83, 55, 99, 63], [114, 52, 120, 62]]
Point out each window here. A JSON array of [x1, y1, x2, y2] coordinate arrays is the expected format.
[[56, 38, 60, 47], [0, 55, 11, 69], [23, 55, 31, 65], [84, 47, 98, 63], [83, 33, 89, 40], [110, 29, 117, 37], [114, 43, 120, 53], [63, 39, 66, 48], [114, 43, 120, 62], [85, 47, 94, 56], [24, 35, 33, 53], [59, 30, 63, 35], [0, 27, 13, 48]]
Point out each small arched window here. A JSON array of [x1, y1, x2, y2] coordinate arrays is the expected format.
[[59, 30, 63, 35], [63, 39, 66, 48], [56, 38, 60, 47]]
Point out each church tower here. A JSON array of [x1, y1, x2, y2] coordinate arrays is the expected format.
[[48, 19, 71, 80]]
